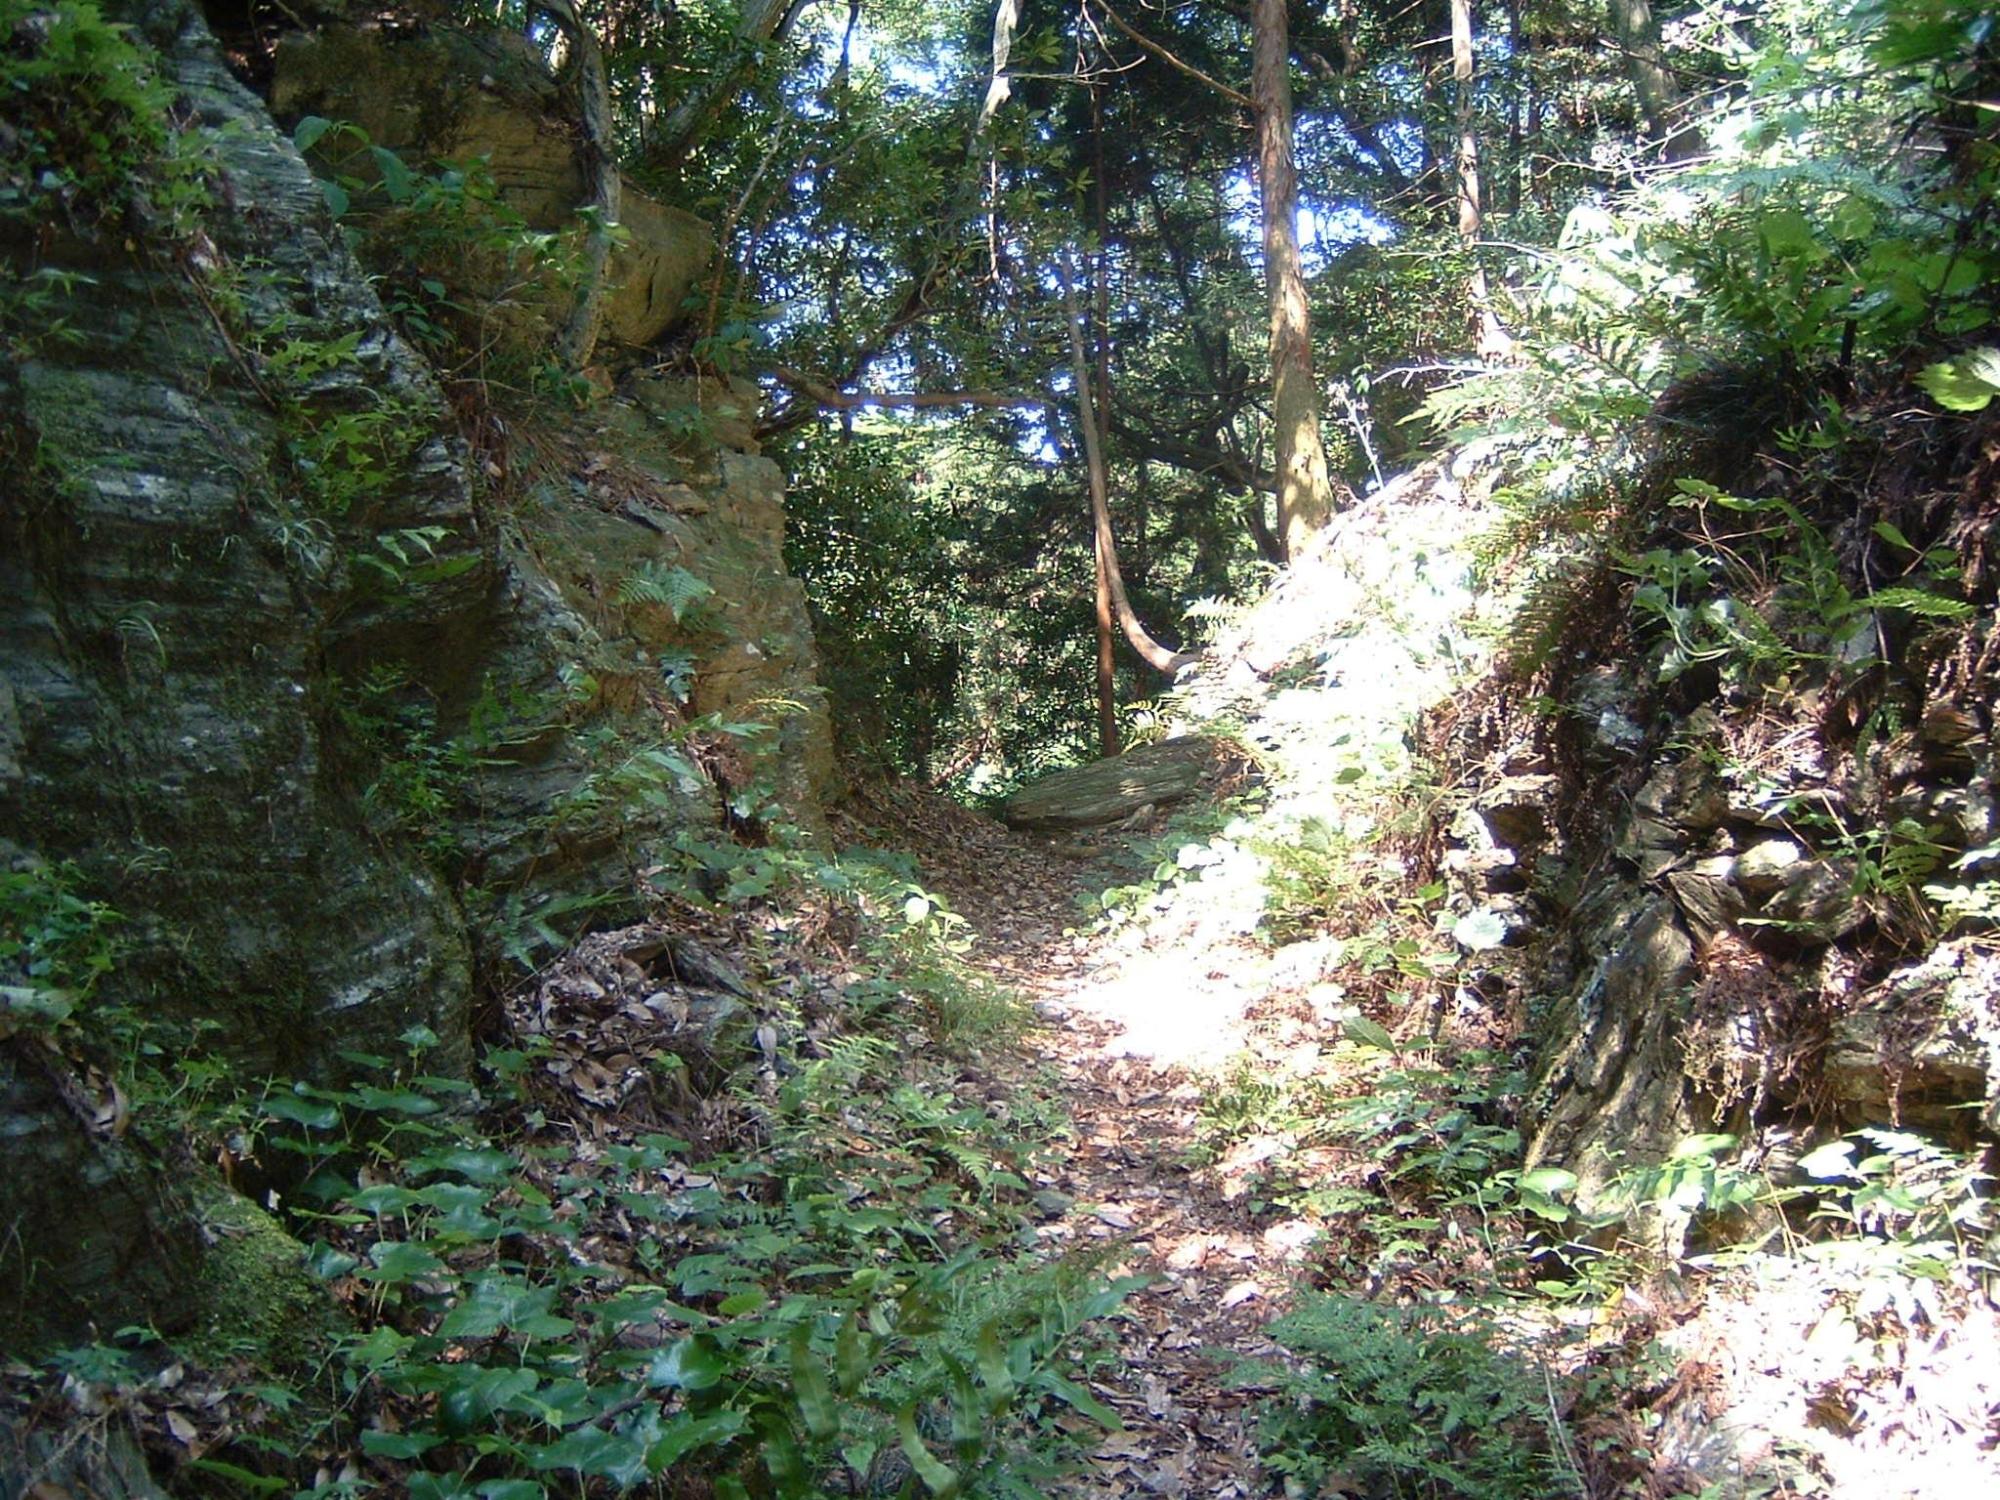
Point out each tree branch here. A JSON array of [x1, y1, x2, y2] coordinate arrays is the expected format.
[[1097, 2, 1253, 110], [769, 367, 1040, 412]]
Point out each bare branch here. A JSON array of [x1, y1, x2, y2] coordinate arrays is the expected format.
[[769, 367, 1040, 412], [1097, 2, 1253, 110]]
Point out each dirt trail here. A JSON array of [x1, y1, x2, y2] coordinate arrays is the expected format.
[[846, 787, 1332, 1498]]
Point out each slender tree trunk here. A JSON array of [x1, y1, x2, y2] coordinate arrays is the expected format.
[[1251, 0, 1336, 559], [1504, 0, 1523, 215], [1058, 251, 1195, 680], [1452, 0, 1510, 359], [1094, 531, 1119, 755], [1606, 0, 1700, 161]]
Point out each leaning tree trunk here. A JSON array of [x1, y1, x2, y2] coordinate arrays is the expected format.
[[1251, 0, 1337, 559], [1058, 251, 1195, 681], [535, 0, 619, 368]]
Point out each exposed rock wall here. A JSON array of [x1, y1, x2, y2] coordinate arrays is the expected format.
[[0, 1, 831, 1352]]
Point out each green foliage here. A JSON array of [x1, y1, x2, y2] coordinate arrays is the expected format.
[[209, 904, 1129, 1498], [1916, 346, 2000, 412], [0, 0, 211, 235], [1248, 1295, 1567, 1500], [0, 858, 121, 1038], [1796, 1127, 1994, 1279], [616, 563, 716, 624]]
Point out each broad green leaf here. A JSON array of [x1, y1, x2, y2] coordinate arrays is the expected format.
[[304, 1240, 359, 1279], [1342, 1016, 1398, 1052], [1758, 208, 1825, 262], [350, 1084, 441, 1116], [974, 1323, 1015, 1413], [361, 1428, 444, 1459], [263, 1090, 339, 1130], [896, 1407, 961, 1498], [788, 1326, 839, 1441], [646, 1335, 727, 1392], [1871, 521, 1916, 554], [1451, 910, 1508, 951], [834, 1313, 870, 1396], [292, 115, 335, 153], [645, 1410, 747, 1473], [528, 1427, 645, 1480], [371, 144, 416, 203], [1033, 1371, 1121, 1429], [350, 1184, 422, 1214], [364, 1238, 444, 1282], [1917, 347, 2000, 411], [1799, 1140, 1858, 1180], [1518, 1167, 1578, 1197]]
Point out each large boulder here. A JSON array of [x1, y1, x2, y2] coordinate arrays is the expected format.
[[272, 22, 714, 353]]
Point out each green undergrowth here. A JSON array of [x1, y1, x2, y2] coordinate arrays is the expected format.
[[6, 837, 1137, 1498]]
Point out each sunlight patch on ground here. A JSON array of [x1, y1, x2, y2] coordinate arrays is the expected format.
[[1059, 943, 1260, 1065]]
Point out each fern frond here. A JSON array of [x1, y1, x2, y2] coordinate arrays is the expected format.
[[617, 564, 715, 622]]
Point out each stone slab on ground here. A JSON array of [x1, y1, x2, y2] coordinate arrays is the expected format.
[[1002, 737, 1227, 830]]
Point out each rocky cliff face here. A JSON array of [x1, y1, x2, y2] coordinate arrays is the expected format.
[[0, 1, 831, 1352]]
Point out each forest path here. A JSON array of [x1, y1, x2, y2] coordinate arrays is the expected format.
[[844, 785, 1341, 1499]]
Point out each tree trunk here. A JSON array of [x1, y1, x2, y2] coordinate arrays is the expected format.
[[1095, 529, 1120, 755], [1058, 251, 1196, 678], [1606, 0, 1700, 161], [1452, 0, 1510, 359], [1251, 0, 1337, 559], [535, 0, 618, 369]]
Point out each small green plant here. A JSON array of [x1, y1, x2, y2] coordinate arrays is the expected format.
[[1797, 1127, 1993, 1280], [0, 0, 213, 236], [1247, 1294, 1570, 1500], [0, 858, 122, 1038], [617, 563, 716, 624]]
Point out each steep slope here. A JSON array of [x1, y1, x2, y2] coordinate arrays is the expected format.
[[1, 0, 831, 1357]]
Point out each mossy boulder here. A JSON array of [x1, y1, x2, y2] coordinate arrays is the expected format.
[[271, 22, 714, 355]]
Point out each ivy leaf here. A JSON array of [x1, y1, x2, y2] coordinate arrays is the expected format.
[[645, 1335, 727, 1392], [1916, 347, 2000, 412]]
